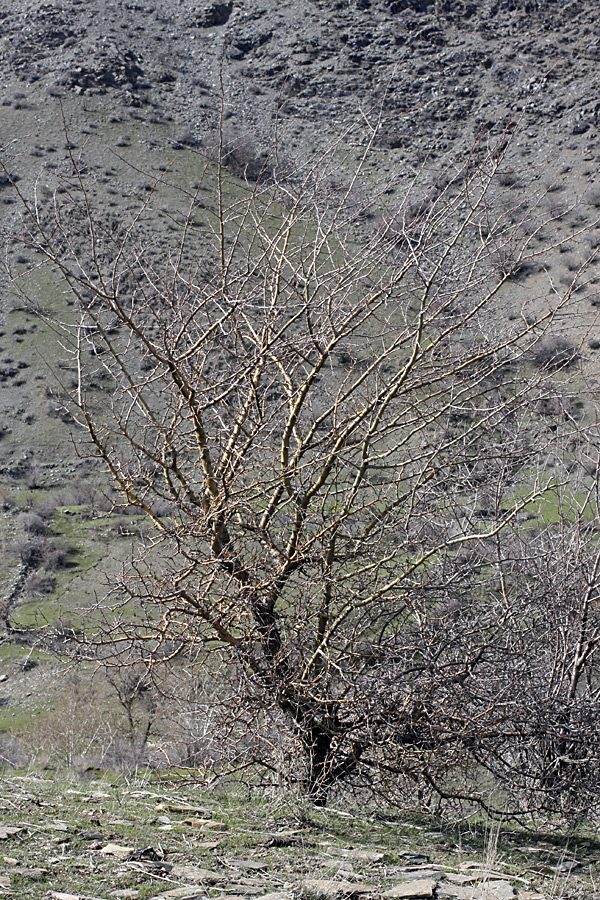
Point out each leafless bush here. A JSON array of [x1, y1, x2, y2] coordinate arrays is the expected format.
[[490, 241, 526, 279], [5, 118, 600, 817], [0, 734, 29, 770], [17, 511, 47, 536], [172, 126, 198, 148], [532, 335, 579, 371], [16, 533, 73, 574], [44, 543, 73, 570], [100, 736, 149, 771], [23, 570, 57, 596], [497, 170, 520, 188], [18, 676, 116, 769], [375, 175, 451, 249], [216, 125, 277, 183], [18, 536, 45, 568], [56, 482, 113, 513]]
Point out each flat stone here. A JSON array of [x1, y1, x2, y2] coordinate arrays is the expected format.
[[398, 869, 446, 879], [322, 861, 354, 874], [516, 893, 546, 900], [398, 853, 429, 865], [211, 896, 246, 900], [222, 884, 265, 895], [169, 865, 225, 884], [156, 803, 211, 815], [183, 817, 227, 830], [303, 879, 375, 897], [384, 879, 437, 898], [10, 867, 46, 878], [473, 884, 515, 900], [459, 866, 508, 879], [50, 894, 81, 900], [227, 858, 269, 871], [330, 848, 384, 863], [0, 827, 22, 840], [265, 830, 302, 843], [437, 890, 475, 900], [442, 886, 491, 900], [256, 894, 293, 900], [155, 891, 204, 900], [549, 860, 581, 874], [78, 830, 105, 841], [99, 842, 135, 859], [438, 884, 516, 900], [455, 872, 513, 885]]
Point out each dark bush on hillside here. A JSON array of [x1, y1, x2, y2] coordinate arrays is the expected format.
[[587, 188, 600, 209], [172, 127, 197, 148], [17, 535, 74, 571], [497, 170, 521, 188], [17, 511, 47, 536], [43, 541, 74, 570], [23, 570, 57, 597], [218, 126, 274, 183], [532, 336, 579, 371], [18, 537, 45, 568]]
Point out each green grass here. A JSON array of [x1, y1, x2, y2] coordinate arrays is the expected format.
[[0, 644, 33, 663]]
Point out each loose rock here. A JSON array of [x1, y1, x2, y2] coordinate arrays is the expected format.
[[384, 879, 438, 899], [302, 879, 375, 897], [99, 842, 135, 859]]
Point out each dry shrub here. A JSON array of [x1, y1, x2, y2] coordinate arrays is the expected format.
[[23, 570, 56, 597], [16, 677, 114, 769], [218, 125, 275, 183], [0, 733, 28, 770], [532, 336, 579, 371], [17, 511, 47, 536]]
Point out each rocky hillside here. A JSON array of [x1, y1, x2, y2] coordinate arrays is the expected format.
[[1, 0, 600, 169]]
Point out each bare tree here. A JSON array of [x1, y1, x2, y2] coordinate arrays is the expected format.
[[5, 121, 600, 814], [103, 664, 156, 763]]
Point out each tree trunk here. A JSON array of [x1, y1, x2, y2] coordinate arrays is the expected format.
[[300, 721, 363, 804]]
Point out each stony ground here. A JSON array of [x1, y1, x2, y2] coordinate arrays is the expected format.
[[0, 773, 597, 900]]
